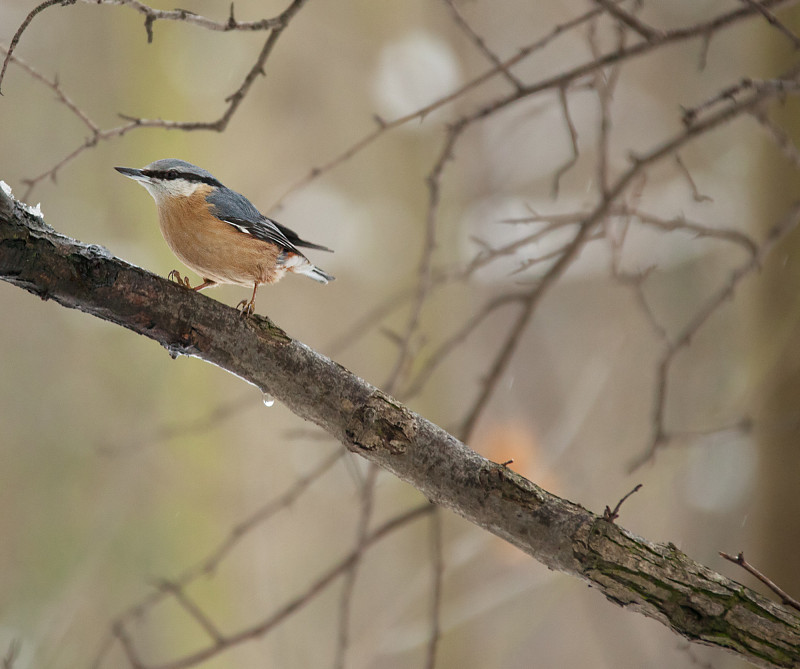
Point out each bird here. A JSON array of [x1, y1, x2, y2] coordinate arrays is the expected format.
[[115, 158, 334, 315]]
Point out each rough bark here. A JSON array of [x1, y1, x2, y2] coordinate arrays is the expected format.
[[1, 187, 798, 668]]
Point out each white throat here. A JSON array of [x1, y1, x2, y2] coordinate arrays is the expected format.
[[140, 178, 204, 203]]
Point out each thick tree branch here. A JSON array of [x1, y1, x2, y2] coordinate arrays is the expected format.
[[2, 189, 799, 668]]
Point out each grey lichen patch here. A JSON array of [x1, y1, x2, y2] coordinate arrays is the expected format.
[[345, 390, 417, 455]]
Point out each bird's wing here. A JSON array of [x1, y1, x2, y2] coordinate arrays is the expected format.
[[206, 187, 301, 252], [273, 222, 333, 252]]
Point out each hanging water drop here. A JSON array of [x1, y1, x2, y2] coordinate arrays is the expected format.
[[262, 392, 275, 408]]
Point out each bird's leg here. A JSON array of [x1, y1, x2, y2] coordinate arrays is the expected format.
[[191, 279, 217, 292], [236, 283, 259, 317]]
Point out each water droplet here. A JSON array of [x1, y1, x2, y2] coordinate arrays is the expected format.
[[262, 392, 275, 408]]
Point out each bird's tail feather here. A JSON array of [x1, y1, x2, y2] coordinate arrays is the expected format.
[[306, 266, 335, 284], [290, 260, 335, 284], [281, 252, 335, 283]]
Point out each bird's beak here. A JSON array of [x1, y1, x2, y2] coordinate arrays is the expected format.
[[114, 166, 146, 181]]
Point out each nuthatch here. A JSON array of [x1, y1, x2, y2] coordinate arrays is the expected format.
[[115, 159, 334, 315]]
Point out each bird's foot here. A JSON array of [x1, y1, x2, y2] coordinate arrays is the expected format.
[[167, 270, 192, 288], [236, 299, 255, 317]]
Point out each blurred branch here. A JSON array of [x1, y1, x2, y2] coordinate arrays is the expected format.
[[592, 0, 663, 42], [111, 503, 435, 669], [2, 639, 21, 669], [738, 0, 800, 48], [0, 0, 301, 91], [424, 507, 444, 669], [630, 200, 800, 471], [103, 0, 289, 40], [0, 0, 75, 95], [2, 185, 800, 669], [277, 0, 799, 205], [92, 447, 347, 667], [458, 66, 793, 444], [1, 0, 309, 199], [334, 463, 379, 669], [440, 0, 524, 90]]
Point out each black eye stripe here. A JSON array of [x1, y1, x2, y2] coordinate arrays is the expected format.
[[142, 170, 223, 188]]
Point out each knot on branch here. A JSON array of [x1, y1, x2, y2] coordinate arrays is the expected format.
[[345, 391, 417, 455]]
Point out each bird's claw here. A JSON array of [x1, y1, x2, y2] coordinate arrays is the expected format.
[[168, 270, 192, 288], [236, 299, 255, 317]]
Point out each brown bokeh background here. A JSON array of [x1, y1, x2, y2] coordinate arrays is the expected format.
[[1, 2, 798, 667]]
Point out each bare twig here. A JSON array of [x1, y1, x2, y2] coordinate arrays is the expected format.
[[384, 120, 466, 393], [274, 4, 614, 205], [334, 464, 380, 669], [1, 0, 294, 93], [461, 64, 783, 442], [424, 507, 444, 669], [402, 293, 524, 401], [738, 0, 800, 48], [630, 201, 800, 471], [100, 0, 286, 40], [684, 76, 800, 126], [0, 45, 97, 134], [752, 107, 800, 168], [551, 85, 580, 197], [0, 0, 77, 94], [278, 0, 799, 206], [111, 448, 346, 631], [675, 153, 713, 203], [441, 0, 523, 90], [593, 0, 663, 42], [603, 483, 643, 522], [156, 580, 225, 645], [117, 504, 434, 669], [3, 0, 310, 198], [632, 210, 757, 255], [112, 622, 146, 669], [720, 551, 800, 612]]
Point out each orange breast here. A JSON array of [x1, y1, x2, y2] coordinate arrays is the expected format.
[[157, 185, 284, 287]]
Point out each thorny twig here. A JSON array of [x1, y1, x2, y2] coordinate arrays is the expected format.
[[276, 0, 799, 208], [0, 0, 294, 91], [630, 201, 800, 471], [460, 63, 795, 443], [440, 0, 524, 90], [2, 0, 309, 198]]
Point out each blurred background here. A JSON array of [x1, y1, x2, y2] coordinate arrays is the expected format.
[[1, 1, 799, 667]]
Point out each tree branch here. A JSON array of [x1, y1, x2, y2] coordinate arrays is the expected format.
[[1, 187, 799, 669]]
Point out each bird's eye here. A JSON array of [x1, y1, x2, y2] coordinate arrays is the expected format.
[[167, 170, 179, 180]]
